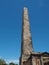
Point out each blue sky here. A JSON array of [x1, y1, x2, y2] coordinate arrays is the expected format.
[[0, 0, 49, 64]]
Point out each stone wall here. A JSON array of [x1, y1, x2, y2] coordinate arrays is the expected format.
[[23, 57, 32, 65], [32, 57, 41, 65]]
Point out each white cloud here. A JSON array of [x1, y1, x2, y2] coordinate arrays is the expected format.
[[0, 56, 19, 64], [5, 59, 19, 64]]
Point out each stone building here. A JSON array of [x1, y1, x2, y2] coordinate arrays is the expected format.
[[19, 7, 49, 65]]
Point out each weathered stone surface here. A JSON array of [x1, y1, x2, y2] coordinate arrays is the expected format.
[[20, 7, 33, 65], [22, 7, 32, 55]]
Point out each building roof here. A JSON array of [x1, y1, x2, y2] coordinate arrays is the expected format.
[[31, 52, 49, 56]]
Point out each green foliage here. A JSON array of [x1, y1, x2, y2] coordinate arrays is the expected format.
[[9, 62, 15, 65], [15, 64, 18, 65], [0, 58, 7, 65], [9, 62, 18, 65]]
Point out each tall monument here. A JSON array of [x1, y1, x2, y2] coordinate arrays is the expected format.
[[19, 7, 49, 65], [20, 7, 33, 65], [22, 7, 33, 55]]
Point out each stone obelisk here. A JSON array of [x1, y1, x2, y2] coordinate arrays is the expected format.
[[20, 7, 33, 65]]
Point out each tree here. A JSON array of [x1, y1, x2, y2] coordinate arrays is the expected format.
[[15, 64, 18, 65], [9, 62, 18, 65], [0, 58, 7, 65], [9, 62, 15, 65]]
